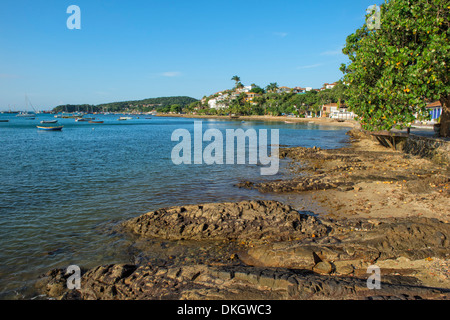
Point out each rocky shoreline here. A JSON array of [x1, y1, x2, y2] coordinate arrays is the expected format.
[[36, 129, 450, 300]]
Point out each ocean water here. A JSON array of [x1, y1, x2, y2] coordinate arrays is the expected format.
[[0, 114, 350, 299]]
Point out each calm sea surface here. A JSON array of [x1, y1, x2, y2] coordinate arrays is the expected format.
[[0, 114, 350, 299]]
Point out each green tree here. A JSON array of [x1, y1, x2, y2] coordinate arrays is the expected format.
[[231, 75, 241, 88], [265, 83, 279, 93], [250, 85, 265, 94], [170, 104, 182, 113], [341, 0, 450, 136], [330, 80, 349, 107]]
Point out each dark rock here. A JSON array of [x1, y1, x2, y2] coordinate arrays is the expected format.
[[121, 200, 328, 242], [37, 264, 448, 300]]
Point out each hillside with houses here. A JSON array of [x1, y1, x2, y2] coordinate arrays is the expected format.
[[176, 76, 443, 127]]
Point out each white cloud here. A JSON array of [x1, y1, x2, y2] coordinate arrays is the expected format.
[[296, 63, 322, 70], [320, 48, 344, 56], [160, 71, 182, 77]]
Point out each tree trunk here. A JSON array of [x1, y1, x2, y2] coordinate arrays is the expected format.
[[440, 96, 450, 137]]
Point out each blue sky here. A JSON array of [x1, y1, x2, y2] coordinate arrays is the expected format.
[[0, 0, 378, 110]]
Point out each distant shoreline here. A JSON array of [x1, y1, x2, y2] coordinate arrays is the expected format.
[[155, 113, 359, 128]]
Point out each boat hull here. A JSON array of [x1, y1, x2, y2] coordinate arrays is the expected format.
[[37, 126, 63, 131]]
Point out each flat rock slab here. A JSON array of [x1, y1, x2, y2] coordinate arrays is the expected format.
[[121, 200, 328, 242], [37, 263, 448, 300], [239, 217, 450, 270]]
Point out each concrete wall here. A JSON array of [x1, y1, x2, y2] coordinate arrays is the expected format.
[[400, 134, 450, 165], [347, 129, 450, 165]]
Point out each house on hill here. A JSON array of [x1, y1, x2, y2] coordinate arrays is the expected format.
[[244, 92, 260, 103], [321, 82, 338, 91], [208, 93, 230, 109], [277, 86, 292, 93], [292, 87, 306, 94]]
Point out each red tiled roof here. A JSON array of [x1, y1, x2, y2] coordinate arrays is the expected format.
[[427, 101, 441, 108]]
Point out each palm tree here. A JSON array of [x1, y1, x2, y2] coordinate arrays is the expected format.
[[265, 82, 279, 93], [231, 75, 241, 88]]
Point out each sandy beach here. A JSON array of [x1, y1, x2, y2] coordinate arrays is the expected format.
[[155, 113, 360, 128]]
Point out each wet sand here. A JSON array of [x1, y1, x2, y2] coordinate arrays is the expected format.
[[244, 129, 450, 290]]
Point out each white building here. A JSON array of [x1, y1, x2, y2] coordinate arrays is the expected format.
[[322, 82, 338, 90], [208, 93, 229, 109]]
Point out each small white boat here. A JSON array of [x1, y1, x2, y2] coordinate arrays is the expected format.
[[16, 112, 36, 117], [37, 125, 63, 131], [41, 120, 58, 124], [118, 117, 133, 121]]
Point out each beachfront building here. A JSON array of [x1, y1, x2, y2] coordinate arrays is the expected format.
[[321, 103, 356, 119], [331, 105, 356, 120], [322, 103, 339, 117], [426, 101, 443, 123]]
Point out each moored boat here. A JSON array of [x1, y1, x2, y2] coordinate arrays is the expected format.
[[41, 120, 58, 124], [16, 112, 36, 118], [118, 117, 132, 121], [89, 120, 104, 124], [37, 125, 63, 131]]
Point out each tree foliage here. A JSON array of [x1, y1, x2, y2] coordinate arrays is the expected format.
[[53, 96, 199, 113], [341, 0, 450, 136]]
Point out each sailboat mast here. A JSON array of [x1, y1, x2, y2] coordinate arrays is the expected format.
[[25, 95, 37, 113]]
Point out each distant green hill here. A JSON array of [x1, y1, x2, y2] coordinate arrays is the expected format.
[[52, 96, 198, 113]]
